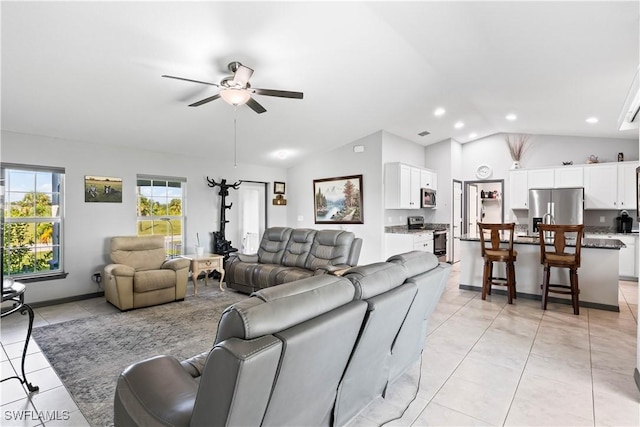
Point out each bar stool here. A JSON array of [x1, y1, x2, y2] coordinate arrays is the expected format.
[[477, 222, 517, 304], [538, 224, 584, 315]]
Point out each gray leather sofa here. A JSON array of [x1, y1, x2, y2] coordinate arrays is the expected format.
[[225, 227, 363, 294], [114, 251, 450, 427]]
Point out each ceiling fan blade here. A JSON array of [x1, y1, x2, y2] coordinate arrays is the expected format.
[[233, 65, 254, 87], [252, 88, 304, 99], [246, 97, 267, 114], [188, 94, 221, 107], [162, 75, 219, 87]]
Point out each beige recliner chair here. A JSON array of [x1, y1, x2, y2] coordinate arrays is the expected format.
[[104, 236, 190, 310]]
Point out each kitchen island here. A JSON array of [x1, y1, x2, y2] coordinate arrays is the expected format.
[[460, 233, 625, 311]]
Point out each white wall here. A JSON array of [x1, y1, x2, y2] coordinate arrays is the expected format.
[[286, 131, 383, 265], [1, 130, 287, 303]]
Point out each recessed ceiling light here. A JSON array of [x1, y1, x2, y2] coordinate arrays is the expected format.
[[506, 113, 517, 121], [434, 107, 446, 117], [586, 117, 599, 124], [454, 121, 465, 129], [468, 132, 478, 139], [276, 151, 288, 159]]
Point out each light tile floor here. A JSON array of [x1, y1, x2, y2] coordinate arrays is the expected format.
[[0, 264, 638, 426]]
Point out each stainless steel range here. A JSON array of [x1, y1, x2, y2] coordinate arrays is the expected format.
[[407, 216, 447, 262]]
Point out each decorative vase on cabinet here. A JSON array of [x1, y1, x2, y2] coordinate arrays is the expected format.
[[511, 161, 521, 170]]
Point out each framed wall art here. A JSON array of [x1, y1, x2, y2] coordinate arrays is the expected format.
[[85, 176, 122, 203], [313, 174, 363, 224], [273, 181, 286, 194]]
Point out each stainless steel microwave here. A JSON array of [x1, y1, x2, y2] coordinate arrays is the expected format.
[[421, 188, 436, 208]]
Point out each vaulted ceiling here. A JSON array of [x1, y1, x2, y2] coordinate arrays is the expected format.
[[2, 1, 638, 168]]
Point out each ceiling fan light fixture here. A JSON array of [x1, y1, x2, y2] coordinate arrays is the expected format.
[[220, 88, 251, 106]]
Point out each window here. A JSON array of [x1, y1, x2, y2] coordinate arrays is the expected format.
[[136, 176, 185, 257], [1, 164, 65, 280]]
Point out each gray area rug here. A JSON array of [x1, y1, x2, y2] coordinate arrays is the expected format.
[[32, 289, 246, 427]]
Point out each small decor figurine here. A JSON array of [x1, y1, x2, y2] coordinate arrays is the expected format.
[[618, 152, 624, 162], [562, 161, 573, 165], [587, 155, 599, 164]]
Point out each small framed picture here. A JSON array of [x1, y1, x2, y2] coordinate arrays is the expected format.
[[274, 181, 286, 194]]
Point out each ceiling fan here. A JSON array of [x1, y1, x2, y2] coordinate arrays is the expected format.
[[162, 61, 303, 114]]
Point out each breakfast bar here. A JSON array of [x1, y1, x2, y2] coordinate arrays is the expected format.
[[459, 233, 625, 311]]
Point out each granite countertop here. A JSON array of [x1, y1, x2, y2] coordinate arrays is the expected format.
[[385, 224, 449, 234], [461, 233, 625, 249]]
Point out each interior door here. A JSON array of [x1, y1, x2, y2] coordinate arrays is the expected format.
[[468, 184, 479, 233], [452, 180, 462, 263], [238, 182, 266, 254]]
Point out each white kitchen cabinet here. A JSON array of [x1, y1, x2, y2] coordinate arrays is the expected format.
[[586, 233, 637, 279], [384, 232, 434, 259], [617, 161, 638, 210], [583, 163, 619, 209], [554, 166, 584, 188], [509, 170, 528, 209], [385, 162, 437, 209], [527, 168, 555, 189], [420, 169, 434, 190]]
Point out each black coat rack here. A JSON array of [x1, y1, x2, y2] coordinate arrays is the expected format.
[[206, 177, 240, 258]]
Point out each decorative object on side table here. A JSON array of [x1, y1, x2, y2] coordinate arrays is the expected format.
[[313, 174, 363, 224], [505, 134, 530, 169]]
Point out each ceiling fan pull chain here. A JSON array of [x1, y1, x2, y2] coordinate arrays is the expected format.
[[234, 105, 238, 168]]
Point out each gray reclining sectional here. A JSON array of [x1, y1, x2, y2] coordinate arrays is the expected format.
[[114, 251, 451, 427], [224, 227, 363, 294]]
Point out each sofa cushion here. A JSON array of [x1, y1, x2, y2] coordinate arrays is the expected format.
[[251, 264, 290, 289], [133, 270, 176, 293], [215, 275, 357, 342], [257, 227, 292, 265], [281, 228, 316, 268], [273, 267, 315, 285], [110, 236, 166, 271], [343, 262, 408, 300], [305, 230, 355, 269], [386, 250, 439, 277]]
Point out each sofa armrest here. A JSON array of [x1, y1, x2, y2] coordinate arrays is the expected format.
[[104, 263, 135, 277], [234, 253, 259, 263], [314, 264, 353, 276], [162, 257, 190, 271], [114, 355, 198, 427], [180, 351, 210, 377]]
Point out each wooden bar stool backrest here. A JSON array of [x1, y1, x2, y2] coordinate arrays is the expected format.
[[537, 224, 584, 268], [477, 222, 516, 260]]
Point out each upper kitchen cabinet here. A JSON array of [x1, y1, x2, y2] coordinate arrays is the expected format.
[[583, 163, 619, 209], [617, 161, 638, 210], [527, 168, 555, 189], [509, 170, 528, 209], [385, 162, 437, 209], [554, 166, 584, 188]]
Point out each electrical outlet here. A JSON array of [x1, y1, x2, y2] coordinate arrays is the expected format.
[[600, 216, 605, 223]]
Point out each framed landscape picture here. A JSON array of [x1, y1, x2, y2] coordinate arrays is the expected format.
[[85, 176, 122, 203], [313, 174, 363, 224]]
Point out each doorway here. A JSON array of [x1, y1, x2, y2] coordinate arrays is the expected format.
[[238, 181, 267, 254], [452, 180, 462, 263], [463, 179, 505, 234]]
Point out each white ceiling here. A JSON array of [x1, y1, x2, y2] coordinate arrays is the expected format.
[[2, 1, 638, 168]]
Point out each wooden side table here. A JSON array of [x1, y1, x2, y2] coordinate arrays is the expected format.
[[182, 253, 225, 295]]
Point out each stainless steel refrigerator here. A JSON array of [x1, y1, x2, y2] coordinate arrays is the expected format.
[[528, 187, 584, 235]]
